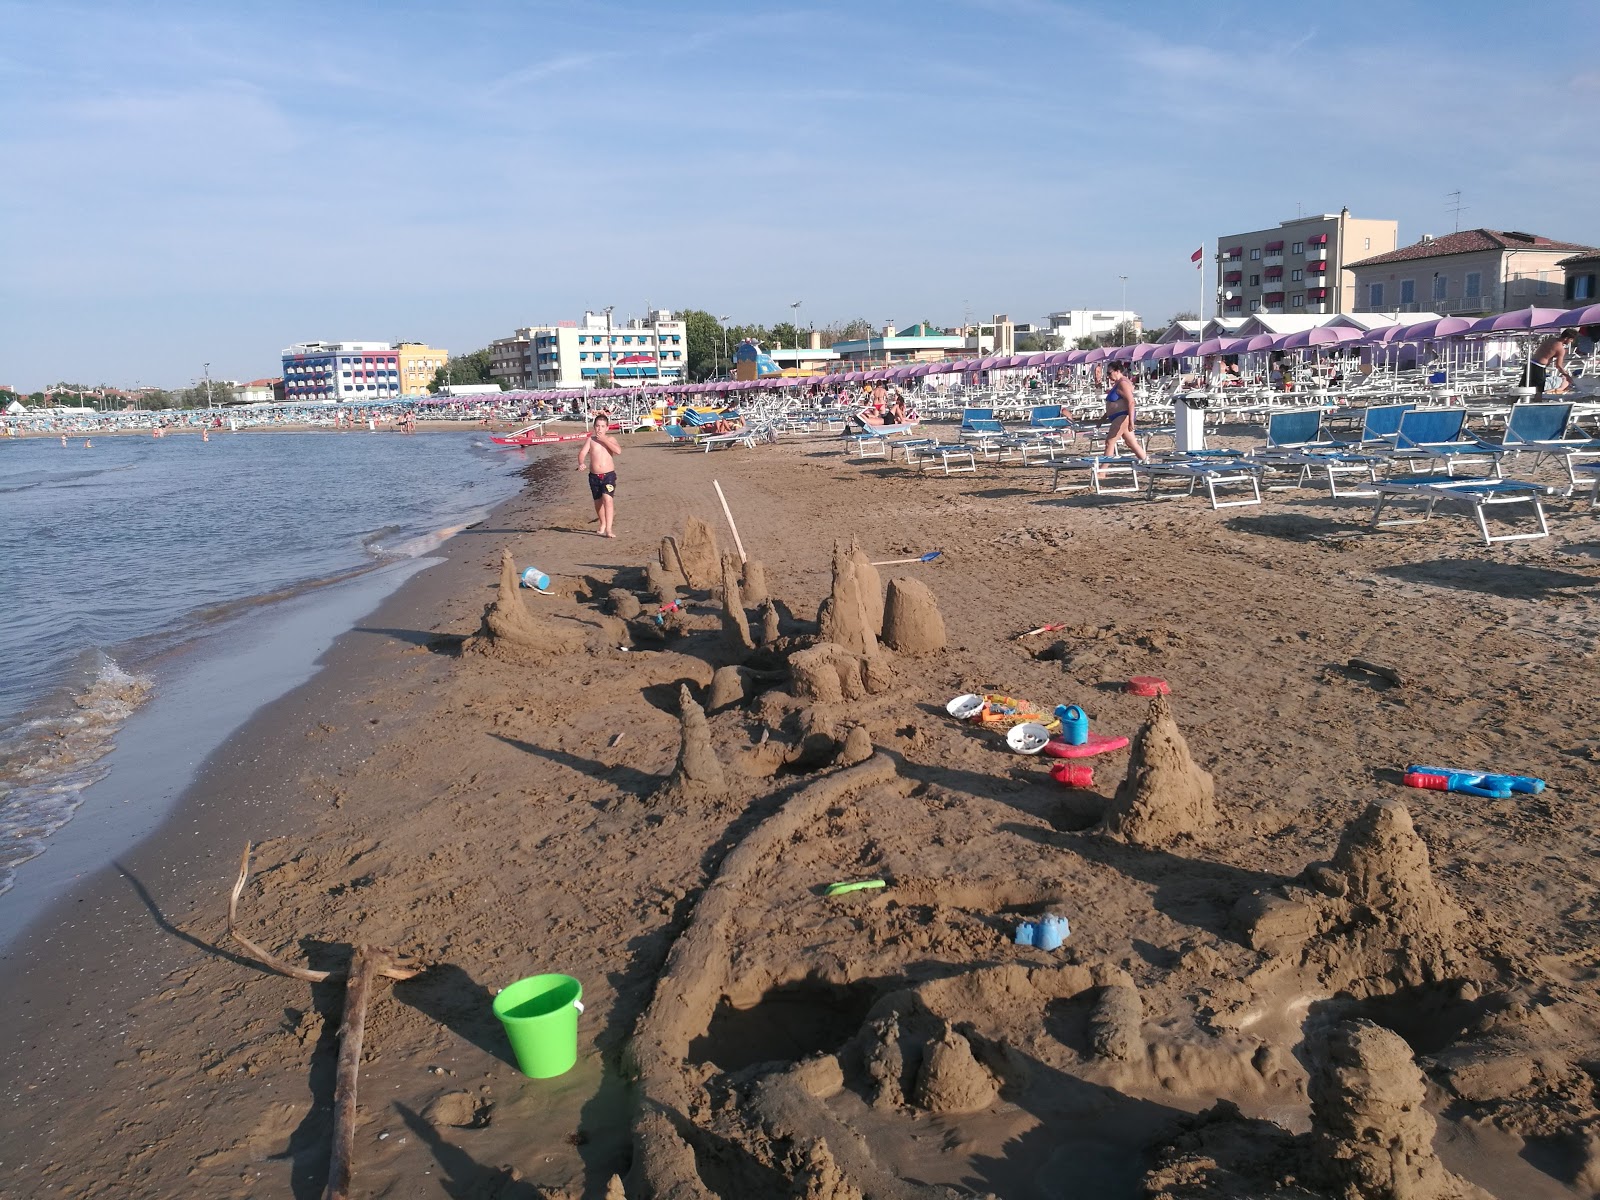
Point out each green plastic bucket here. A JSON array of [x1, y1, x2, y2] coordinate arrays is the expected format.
[[493, 974, 583, 1079]]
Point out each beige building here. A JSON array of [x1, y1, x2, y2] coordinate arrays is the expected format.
[[395, 342, 449, 395], [1560, 250, 1600, 306], [1215, 209, 1398, 317], [1348, 229, 1593, 316]]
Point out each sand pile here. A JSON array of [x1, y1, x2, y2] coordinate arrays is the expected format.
[[880, 578, 945, 655], [818, 538, 880, 657], [673, 517, 721, 589], [652, 684, 726, 806], [742, 558, 769, 606], [911, 1025, 997, 1114], [719, 554, 754, 653], [1307, 1019, 1487, 1200], [788, 643, 891, 705], [1101, 694, 1216, 847], [1236, 799, 1470, 990], [463, 549, 583, 658]]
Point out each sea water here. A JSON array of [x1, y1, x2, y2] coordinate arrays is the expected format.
[[0, 429, 525, 897]]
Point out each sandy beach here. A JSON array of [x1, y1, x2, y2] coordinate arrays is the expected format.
[[5, 424, 1600, 1199]]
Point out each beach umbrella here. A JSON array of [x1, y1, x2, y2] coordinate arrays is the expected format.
[[1081, 347, 1114, 363], [1150, 340, 1198, 361], [1397, 316, 1476, 341], [1358, 325, 1410, 345], [1274, 326, 1362, 350], [1195, 336, 1244, 356], [1547, 303, 1600, 329], [1063, 350, 1090, 364], [1470, 306, 1570, 333], [1123, 344, 1158, 362], [1232, 333, 1279, 353], [1044, 350, 1075, 365]]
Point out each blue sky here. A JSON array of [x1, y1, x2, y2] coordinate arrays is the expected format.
[[2, 0, 1597, 390]]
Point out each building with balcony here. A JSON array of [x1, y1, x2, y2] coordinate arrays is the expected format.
[[281, 341, 404, 402], [395, 343, 449, 395], [1347, 229, 1594, 316], [1044, 309, 1140, 344], [490, 310, 687, 390], [1215, 209, 1398, 317]]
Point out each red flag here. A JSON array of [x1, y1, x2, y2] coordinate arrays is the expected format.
[[1190, 246, 1204, 267]]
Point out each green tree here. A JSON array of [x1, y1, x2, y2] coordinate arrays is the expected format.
[[428, 347, 501, 392], [1167, 310, 1199, 325], [768, 322, 801, 352], [1074, 335, 1099, 350], [1017, 333, 1064, 352], [678, 309, 725, 381]]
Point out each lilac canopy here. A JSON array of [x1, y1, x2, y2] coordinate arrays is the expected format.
[[1232, 333, 1279, 352], [1356, 324, 1409, 345], [1081, 347, 1115, 363], [1274, 326, 1362, 351], [1194, 336, 1244, 356], [1548, 303, 1600, 328], [1125, 343, 1159, 362], [1151, 340, 1199, 361], [1045, 350, 1076, 365], [1470, 306, 1569, 333]]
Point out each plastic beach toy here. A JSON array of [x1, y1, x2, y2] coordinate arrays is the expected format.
[[1055, 704, 1089, 746], [824, 879, 886, 896], [1041, 732, 1130, 759], [1006, 722, 1054, 755], [1050, 762, 1094, 788], [492, 974, 583, 1079], [520, 567, 551, 591], [1128, 676, 1170, 697], [946, 693, 986, 720], [1014, 914, 1070, 950]]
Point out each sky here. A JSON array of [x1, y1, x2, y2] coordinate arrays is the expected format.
[[2, 0, 1598, 391]]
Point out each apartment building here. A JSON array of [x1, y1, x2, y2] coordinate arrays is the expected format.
[[1563, 250, 1600, 304], [1215, 209, 1398, 317], [395, 343, 449, 395], [1348, 229, 1595, 316], [1044, 309, 1141, 344], [281, 341, 401, 402], [490, 310, 688, 389]]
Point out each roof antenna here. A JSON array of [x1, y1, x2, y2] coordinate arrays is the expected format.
[[1446, 190, 1467, 233]]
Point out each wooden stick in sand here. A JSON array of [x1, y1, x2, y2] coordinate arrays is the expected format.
[[323, 944, 388, 1200], [712, 479, 748, 564], [226, 844, 423, 1200]]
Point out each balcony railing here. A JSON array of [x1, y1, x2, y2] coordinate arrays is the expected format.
[[1264, 253, 1284, 266]]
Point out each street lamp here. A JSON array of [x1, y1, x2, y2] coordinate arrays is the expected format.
[[790, 301, 802, 373], [1118, 277, 1128, 345], [203, 362, 213, 409], [603, 305, 615, 391], [717, 315, 731, 380]]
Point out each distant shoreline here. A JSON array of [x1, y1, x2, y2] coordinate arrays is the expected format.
[[6, 418, 580, 439]]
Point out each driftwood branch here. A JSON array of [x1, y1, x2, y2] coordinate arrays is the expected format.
[[321, 944, 388, 1200], [226, 844, 421, 982], [1347, 657, 1404, 687]]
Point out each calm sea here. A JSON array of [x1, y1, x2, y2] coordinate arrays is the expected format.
[[0, 429, 525, 896]]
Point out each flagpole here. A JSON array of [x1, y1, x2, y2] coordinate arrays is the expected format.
[[1199, 244, 1207, 324]]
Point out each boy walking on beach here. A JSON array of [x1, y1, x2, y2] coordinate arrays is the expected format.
[[577, 413, 621, 538]]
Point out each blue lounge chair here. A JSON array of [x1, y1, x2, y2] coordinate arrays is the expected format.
[[1385, 408, 1498, 477], [1369, 475, 1554, 545]]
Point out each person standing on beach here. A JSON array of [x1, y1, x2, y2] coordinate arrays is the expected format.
[[577, 413, 621, 538], [1103, 362, 1149, 462]]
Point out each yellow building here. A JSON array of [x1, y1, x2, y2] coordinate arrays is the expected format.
[[396, 342, 449, 395]]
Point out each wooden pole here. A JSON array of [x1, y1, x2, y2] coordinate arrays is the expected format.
[[322, 944, 390, 1200], [711, 479, 747, 564]]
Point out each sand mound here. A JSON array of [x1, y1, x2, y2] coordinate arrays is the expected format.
[[911, 1025, 997, 1114], [607, 588, 642, 620], [652, 684, 726, 805], [742, 558, 769, 606], [787, 642, 892, 705], [653, 543, 687, 594], [1308, 1018, 1486, 1200], [847, 539, 884, 635], [1101, 694, 1215, 847], [464, 549, 584, 658], [676, 518, 720, 589], [836, 725, 872, 767], [881, 578, 946, 655], [1088, 984, 1144, 1061], [818, 539, 878, 658], [706, 665, 746, 713], [759, 600, 781, 645], [719, 554, 754, 653], [1331, 798, 1465, 938]]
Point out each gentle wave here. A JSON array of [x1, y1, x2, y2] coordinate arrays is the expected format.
[[0, 656, 152, 896]]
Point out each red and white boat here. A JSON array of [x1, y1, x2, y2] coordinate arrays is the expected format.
[[489, 423, 588, 448]]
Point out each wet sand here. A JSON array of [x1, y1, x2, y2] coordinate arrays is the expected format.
[[4, 425, 1600, 1199]]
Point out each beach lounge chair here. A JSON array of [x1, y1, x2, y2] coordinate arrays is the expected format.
[[1286, 403, 1416, 496], [1028, 404, 1071, 433], [1481, 403, 1600, 494], [662, 424, 691, 444], [1142, 452, 1264, 509], [1050, 455, 1144, 495], [1384, 408, 1499, 478], [1369, 475, 1554, 545], [908, 442, 978, 475]]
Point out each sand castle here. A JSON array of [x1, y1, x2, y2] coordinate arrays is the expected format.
[[463, 548, 583, 658]]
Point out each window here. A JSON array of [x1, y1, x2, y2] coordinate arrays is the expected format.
[[1292, 295, 1305, 308], [1249, 274, 1260, 286], [1369, 282, 1384, 307], [1538, 271, 1549, 296], [1250, 249, 1261, 261], [1432, 276, 1447, 301], [1291, 269, 1303, 282], [1465, 272, 1482, 298], [1292, 241, 1304, 255], [1364, 238, 1371, 250], [1250, 299, 1261, 312], [1400, 280, 1415, 305], [1574, 274, 1596, 301]]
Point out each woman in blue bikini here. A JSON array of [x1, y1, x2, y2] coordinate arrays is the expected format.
[[1103, 362, 1149, 462]]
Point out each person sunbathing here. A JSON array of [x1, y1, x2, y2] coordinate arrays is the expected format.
[[707, 410, 745, 435]]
